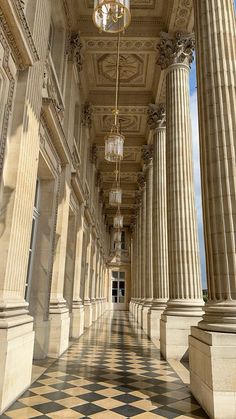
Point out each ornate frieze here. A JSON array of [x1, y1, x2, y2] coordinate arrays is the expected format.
[[0, 0, 39, 69], [147, 103, 166, 129], [81, 103, 93, 128], [157, 32, 195, 69]]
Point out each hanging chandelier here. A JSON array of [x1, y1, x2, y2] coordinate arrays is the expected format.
[[105, 131, 124, 162], [109, 184, 122, 206], [114, 210, 123, 228], [93, 0, 131, 34], [114, 230, 122, 243]]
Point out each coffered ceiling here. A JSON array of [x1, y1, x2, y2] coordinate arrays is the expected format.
[[76, 0, 194, 226]]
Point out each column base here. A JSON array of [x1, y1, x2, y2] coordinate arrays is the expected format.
[[160, 314, 202, 360], [48, 303, 70, 358], [137, 301, 144, 324], [189, 326, 236, 419], [92, 299, 97, 322], [33, 319, 49, 359], [0, 319, 34, 414], [84, 300, 92, 328], [70, 302, 84, 339], [142, 302, 152, 334], [149, 306, 165, 339]]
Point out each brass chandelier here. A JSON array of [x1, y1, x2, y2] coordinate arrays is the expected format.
[[93, 0, 131, 34], [93, 0, 131, 261]]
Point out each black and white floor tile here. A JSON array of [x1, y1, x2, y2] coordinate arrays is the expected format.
[[2, 312, 209, 418]]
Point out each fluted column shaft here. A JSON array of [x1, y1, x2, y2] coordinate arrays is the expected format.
[[152, 125, 169, 308], [141, 185, 146, 300], [194, 0, 236, 332], [145, 160, 153, 301], [138, 205, 142, 300], [165, 61, 202, 314]]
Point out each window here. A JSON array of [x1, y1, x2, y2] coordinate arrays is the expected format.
[[121, 231, 125, 250], [25, 179, 40, 301], [111, 271, 125, 303]]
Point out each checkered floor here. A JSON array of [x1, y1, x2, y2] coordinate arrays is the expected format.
[[2, 312, 209, 418]]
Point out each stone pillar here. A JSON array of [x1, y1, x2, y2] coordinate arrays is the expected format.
[[0, 1, 51, 412], [71, 204, 85, 338], [137, 174, 146, 325], [147, 104, 169, 339], [189, 2, 236, 418], [96, 248, 102, 318], [84, 226, 93, 327], [157, 32, 203, 360], [91, 237, 98, 322], [141, 146, 153, 333], [136, 204, 142, 320], [48, 165, 71, 358]]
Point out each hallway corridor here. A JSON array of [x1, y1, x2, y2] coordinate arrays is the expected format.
[[2, 313, 208, 418]]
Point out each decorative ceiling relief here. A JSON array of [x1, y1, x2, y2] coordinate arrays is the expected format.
[[174, 0, 192, 30], [103, 115, 140, 132], [97, 53, 144, 83], [85, 38, 158, 52]]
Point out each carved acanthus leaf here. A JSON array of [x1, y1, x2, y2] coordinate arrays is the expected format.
[[69, 33, 83, 72], [81, 103, 93, 128], [90, 144, 97, 164], [141, 144, 153, 163], [157, 32, 195, 70], [147, 103, 166, 129], [137, 173, 145, 189]]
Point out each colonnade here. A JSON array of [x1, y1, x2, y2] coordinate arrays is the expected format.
[[130, 1, 236, 417]]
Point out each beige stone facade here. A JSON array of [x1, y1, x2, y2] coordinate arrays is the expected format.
[[0, 1, 235, 418]]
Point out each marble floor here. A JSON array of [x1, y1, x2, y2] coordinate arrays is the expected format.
[[2, 312, 209, 418]]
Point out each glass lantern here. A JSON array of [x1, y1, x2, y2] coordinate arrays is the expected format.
[[113, 214, 123, 228], [109, 187, 122, 206], [114, 230, 122, 243], [105, 132, 124, 162], [93, 0, 131, 33]]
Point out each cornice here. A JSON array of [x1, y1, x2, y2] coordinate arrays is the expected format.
[[41, 98, 71, 166], [0, 0, 39, 69]]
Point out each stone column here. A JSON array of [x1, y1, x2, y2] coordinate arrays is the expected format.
[[189, 2, 236, 418], [147, 104, 169, 339], [157, 32, 203, 360], [84, 226, 93, 327], [91, 237, 98, 322], [137, 174, 146, 325], [71, 204, 85, 338], [141, 145, 153, 333]]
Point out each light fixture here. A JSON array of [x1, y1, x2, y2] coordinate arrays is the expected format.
[[105, 131, 124, 162], [93, 0, 131, 34], [114, 211, 123, 228], [114, 230, 122, 242], [109, 185, 122, 206]]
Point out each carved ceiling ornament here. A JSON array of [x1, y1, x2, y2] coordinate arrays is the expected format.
[[98, 53, 144, 83], [69, 33, 83, 72], [81, 103, 93, 128], [174, 0, 192, 30], [157, 32, 195, 70], [147, 103, 166, 129]]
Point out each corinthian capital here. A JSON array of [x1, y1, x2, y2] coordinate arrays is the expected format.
[[81, 103, 93, 128], [141, 145, 153, 164], [147, 103, 166, 129], [69, 33, 83, 72], [157, 32, 195, 70]]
